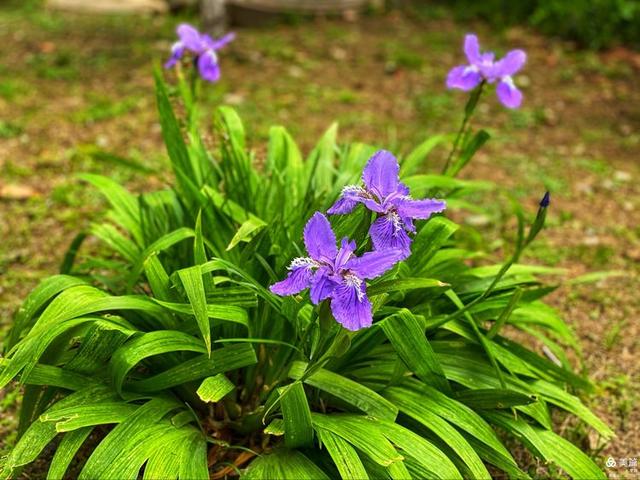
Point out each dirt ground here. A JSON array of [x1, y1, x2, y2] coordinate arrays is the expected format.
[[0, 1, 638, 476]]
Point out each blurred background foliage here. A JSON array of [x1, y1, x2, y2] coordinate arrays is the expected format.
[[410, 0, 640, 50], [10, 0, 640, 50]]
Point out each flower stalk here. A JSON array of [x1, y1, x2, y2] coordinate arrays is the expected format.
[[429, 192, 551, 331], [443, 81, 485, 175]]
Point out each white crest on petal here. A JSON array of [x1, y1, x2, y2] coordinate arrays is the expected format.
[[289, 257, 319, 270], [387, 211, 403, 234], [341, 185, 367, 197], [343, 273, 365, 301], [464, 65, 479, 75], [501, 75, 516, 88]]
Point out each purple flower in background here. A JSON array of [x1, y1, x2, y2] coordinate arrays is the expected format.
[[447, 34, 526, 109], [165, 23, 234, 82], [328, 150, 446, 258], [270, 213, 403, 331]]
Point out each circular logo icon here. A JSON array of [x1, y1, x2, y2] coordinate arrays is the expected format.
[[606, 457, 617, 468]]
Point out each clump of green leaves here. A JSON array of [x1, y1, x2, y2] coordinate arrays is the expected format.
[[0, 71, 612, 479], [424, 0, 640, 50]]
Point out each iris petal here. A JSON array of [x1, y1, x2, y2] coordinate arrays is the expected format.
[[177, 24, 204, 52], [496, 77, 523, 109], [303, 212, 338, 263], [345, 249, 403, 279], [310, 271, 336, 304], [209, 32, 236, 50], [330, 280, 373, 331], [327, 186, 365, 215], [395, 198, 446, 220], [464, 34, 482, 64], [164, 41, 185, 69], [494, 49, 526, 77], [270, 265, 313, 296], [370, 214, 412, 258], [446, 65, 482, 91], [362, 150, 401, 199], [334, 238, 356, 270], [197, 50, 221, 82]]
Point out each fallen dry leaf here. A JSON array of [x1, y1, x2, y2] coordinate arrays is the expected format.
[[0, 184, 38, 200]]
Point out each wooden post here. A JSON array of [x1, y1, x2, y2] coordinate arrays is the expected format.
[[201, 0, 227, 36]]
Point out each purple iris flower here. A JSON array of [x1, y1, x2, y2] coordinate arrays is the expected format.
[[446, 34, 526, 109], [164, 23, 234, 82], [327, 150, 446, 258], [270, 212, 403, 331]]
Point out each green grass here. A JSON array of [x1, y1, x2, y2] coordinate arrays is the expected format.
[[0, 79, 28, 101], [0, 120, 23, 139], [72, 95, 142, 124]]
